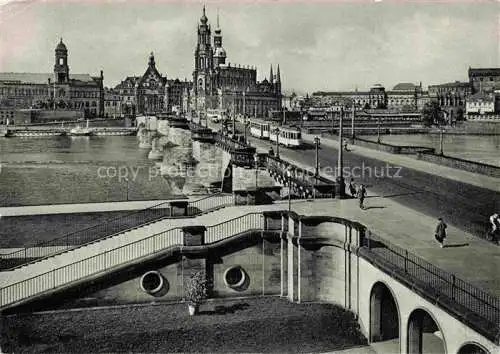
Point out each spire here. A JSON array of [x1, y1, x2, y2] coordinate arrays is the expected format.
[[149, 51, 155, 67], [217, 8, 220, 28], [269, 65, 274, 84], [276, 64, 281, 83], [200, 4, 208, 24]]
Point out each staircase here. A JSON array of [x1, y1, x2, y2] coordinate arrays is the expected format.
[[0, 194, 235, 271], [0, 211, 266, 310]]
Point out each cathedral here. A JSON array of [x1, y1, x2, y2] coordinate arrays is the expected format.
[[191, 6, 282, 118]]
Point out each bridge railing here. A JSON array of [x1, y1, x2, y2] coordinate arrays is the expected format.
[[0, 212, 268, 310], [0, 193, 234, 271], [362, 231, 500, 328]]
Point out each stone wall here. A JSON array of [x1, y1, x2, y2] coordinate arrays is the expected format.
[[416, 152, 500, 178]]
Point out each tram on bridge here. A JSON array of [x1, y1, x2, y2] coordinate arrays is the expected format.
[[249, 118, 303, 148]]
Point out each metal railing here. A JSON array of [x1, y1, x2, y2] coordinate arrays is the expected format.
[[0, 211, 268, 309], [362, 231, 500, 328], [0, 193, 234, 271], [0, 228, 183, 308], [205, 213, 264, 244]]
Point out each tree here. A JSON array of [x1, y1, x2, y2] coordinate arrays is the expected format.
[[421, 101, 445, 126]]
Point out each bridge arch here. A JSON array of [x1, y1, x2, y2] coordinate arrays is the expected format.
[[407, 307, 447, 354], [457, 342, 490, 354], [369, 281, 400, 345]]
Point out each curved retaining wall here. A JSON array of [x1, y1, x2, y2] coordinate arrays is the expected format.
[[416, 152, 500, 178], [352, 137, 435, 155]]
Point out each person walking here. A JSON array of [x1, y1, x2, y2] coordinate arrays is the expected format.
[[348, 178, 357, 198], [435, 218, 447, 248], [358, 184, 366, 210]]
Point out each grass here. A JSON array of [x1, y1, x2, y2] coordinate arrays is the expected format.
[[3, 297, 367, 353]]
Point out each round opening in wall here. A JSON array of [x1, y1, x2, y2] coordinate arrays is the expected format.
[[224, 266, 246, 289], [140, 271, 164, 295]]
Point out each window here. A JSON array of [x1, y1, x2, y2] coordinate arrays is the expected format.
[[59, 58, 63, 65]]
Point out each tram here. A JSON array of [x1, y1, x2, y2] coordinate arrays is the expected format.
[[269, 123, 302, 148], [249, 119, 270, 139]]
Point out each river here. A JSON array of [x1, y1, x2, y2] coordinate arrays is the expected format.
[[361, 134, 500, 167], [0, 135, 213, 206]]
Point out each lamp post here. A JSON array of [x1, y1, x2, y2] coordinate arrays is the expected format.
[[125, 177, 129, 201], [245, 121, 250, 145], [232, 94, 236, 136], [254, 153, 259, 191], [351, 103, 355, 140], [286, 169, 292, 212], [336, 107, 345, 199], [439, 125, 444, 155], [377, 115, 381, 143], [273, 127, 280, 159], [314, 136, 320, 177]]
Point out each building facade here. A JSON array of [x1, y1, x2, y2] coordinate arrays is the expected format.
[[0, 39, 104, 118], [191, 6, 282, 118], [468, 68, 500, 94], [465, 93, 495, 115]]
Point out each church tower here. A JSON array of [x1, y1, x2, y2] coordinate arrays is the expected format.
[[193, 5, 215, 110], [213, 10, 226, 66], [54, 38, 69, 84]]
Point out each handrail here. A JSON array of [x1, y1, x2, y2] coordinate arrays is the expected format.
[[362, 231, 500, 327], [0, 212, 267, 309], [0, 193, 234, 270]]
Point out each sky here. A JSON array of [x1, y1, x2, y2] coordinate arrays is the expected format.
[[0, 0, 498, 94]]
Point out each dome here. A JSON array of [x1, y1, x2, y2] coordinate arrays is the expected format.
[[214, 47, 226, 57], [56, 38, 67, 51]]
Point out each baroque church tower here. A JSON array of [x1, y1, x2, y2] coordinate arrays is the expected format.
[[54, 38, 69, 84], [193, 5, 215, 110]]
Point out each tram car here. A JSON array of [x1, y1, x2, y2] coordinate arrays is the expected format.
[[269, 123, 302, 148], [249, 119, 270, 139]]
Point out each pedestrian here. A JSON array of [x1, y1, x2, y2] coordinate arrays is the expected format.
[[343, 139, 349, 151], [358, 184, 366, 210], [348, 178, 357, 197], [434, 217, 447, 248]]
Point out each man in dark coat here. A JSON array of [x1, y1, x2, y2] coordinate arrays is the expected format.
[[435, 218, 447, 248], [358, 184, 366, 210]]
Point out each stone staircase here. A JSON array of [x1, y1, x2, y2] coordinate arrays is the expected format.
[[0, 205, 276, 310], [0, 194, 235, 271]]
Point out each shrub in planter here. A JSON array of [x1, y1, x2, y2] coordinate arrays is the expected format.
[[185, 271, 208, 315]]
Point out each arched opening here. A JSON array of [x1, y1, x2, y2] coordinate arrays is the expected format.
[[457, 343, 489, 354], [407, 308, 446, 354], [369, 282, 400, 349]]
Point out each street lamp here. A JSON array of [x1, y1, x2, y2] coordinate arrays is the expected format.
[[336, 107, 345, 199], [273, 127, 280, 159], [314, 136, 320, 177], [245, 121, 250, 145], [254, 153, 259, 191], [439, 125, 444, 155], [286, 169, 292, 212], [351, 103, 356, 140], [377, 115, 381, 143], [124, 177, 129, 201]]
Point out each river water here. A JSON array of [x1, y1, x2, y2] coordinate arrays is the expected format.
[[361, 134, 500, 167], [0, 134, 219, 207]]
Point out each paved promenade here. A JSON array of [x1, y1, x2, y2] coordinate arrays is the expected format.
[[0, 195, 211, 216], [2, 197, 499, 299], [301, 132, 500, 192]]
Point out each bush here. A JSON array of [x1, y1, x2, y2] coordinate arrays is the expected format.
[[185, 271, 207, 306]]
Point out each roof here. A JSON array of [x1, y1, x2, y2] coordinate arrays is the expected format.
[[0, 72, 96, 85], [392, 83, 419, 91], [428, 82, 470, 89], [467, 92, 494, 101], [468, 68, 500, 76]]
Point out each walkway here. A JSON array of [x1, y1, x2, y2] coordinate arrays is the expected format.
[[2, 197, 499, 299], [301, 132, 500, 192], [0, 195, 207, 216]]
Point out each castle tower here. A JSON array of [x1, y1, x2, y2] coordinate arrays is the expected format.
[[269, 64, 274, 84], [193, 5, 215, 110], [54, 38, 69, 84], [213, 9, 227, 66]]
